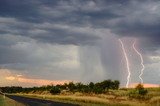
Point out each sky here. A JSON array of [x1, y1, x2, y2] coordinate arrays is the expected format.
[[0, 0, 160, 87]]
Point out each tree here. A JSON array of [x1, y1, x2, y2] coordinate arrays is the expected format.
[[136, 84, 148, 96], [50, 86, 61, 95], [129, 83, 148, 99], [111, 80, 120, 89], [68, 82, 76, 92], [75, 82, 83, 92], [89, 82, 94, 89], [93, 86, 104, 94], [81, 86, 90, 93], [100, 80, 112, 90]]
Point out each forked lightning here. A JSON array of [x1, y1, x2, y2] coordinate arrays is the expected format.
[[119, 39, 131, 88], [133, 40, 145, 83]]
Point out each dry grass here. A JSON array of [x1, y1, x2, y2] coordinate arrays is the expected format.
[[0, 95, 25, 106], [15, 93, 147, 106], [150, 96, 160, 106], [13, 87, 160, 106]]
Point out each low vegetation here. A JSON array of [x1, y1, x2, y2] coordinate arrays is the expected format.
[[129, 83, 149, 100], [0, 80, 160, 106], [0, 94, 25, 106]]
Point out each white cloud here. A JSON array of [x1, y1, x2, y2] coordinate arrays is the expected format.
[[150, 56, 160, 61]]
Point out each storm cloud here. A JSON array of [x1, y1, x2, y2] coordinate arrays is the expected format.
[[0, 0, 159, 87]]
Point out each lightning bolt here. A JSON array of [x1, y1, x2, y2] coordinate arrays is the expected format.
[[119, 39, 131, 88], [133, 40, 145, 83]]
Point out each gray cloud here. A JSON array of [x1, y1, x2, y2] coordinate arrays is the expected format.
[[1, 0, 159, 46], [0, 0, 160, 86]]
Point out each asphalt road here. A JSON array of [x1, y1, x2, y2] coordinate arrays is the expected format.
[[6, 95, 79, 106]]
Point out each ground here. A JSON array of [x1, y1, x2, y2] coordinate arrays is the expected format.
[[0, 94, 25, 106], [10, 87, 160, 106]]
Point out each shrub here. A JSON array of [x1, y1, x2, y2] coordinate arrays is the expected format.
[[93, 86, 104, 94], [81, 86, 90, 93], [68, 82, 76, 92], [75, 82, 84, 92], [136, 84, 148, 96], [89, 82, 94, 89], [50, 86, 61, 95], [128, 84, 149, 100]]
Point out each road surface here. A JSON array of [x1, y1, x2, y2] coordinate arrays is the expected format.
[[7, 95, 79, 106]]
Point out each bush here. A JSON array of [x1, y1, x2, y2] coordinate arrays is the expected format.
[[50, 86, 61, 95], [81, 86, 90, 93], [136, 84, 148, 96], [128, 84, 149, 100], [138, 89, 148, 96], [93, 86, 104, 94], [89, 82, 94, 89], [68, 82, 76, 92]]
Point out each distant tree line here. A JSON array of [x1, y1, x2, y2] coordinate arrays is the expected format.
[[0, 86, 23, 93], [0, 80, 120, 94]]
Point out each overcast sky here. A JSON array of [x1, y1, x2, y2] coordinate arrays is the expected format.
[[0, 0, 160, 87]]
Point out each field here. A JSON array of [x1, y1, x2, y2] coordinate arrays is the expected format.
[[1, 81, 160, 106], [0, 94, 25, 106], [13, 87, 160, 106]]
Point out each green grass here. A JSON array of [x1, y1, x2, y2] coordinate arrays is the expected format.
[[0, 94, 25, 106]]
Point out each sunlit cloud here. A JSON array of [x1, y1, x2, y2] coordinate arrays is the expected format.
[[1, 68, 71, 87], [150, 56, 160, 61], [5, 76, 16, 81], [17, 77, 71, 86], [17, 74, 23, 77]]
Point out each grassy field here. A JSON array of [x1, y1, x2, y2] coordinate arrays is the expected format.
[[13, 87, 160, 106], [12, 94, 145, 106], [0, 94, 25, 106]]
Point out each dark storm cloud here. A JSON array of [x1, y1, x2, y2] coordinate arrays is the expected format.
[[0, 0, 160, 60], [0, 0, 102, 45], [0, 0, 41, 22], [0, 0, 160, 86], [107, 0, 160, 47], [0, 0, 121, 43], [0, 0, 159, 46]]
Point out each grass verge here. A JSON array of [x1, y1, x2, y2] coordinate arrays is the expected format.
[[0, 94, 25, 106], [12, 93, 148, 106]]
